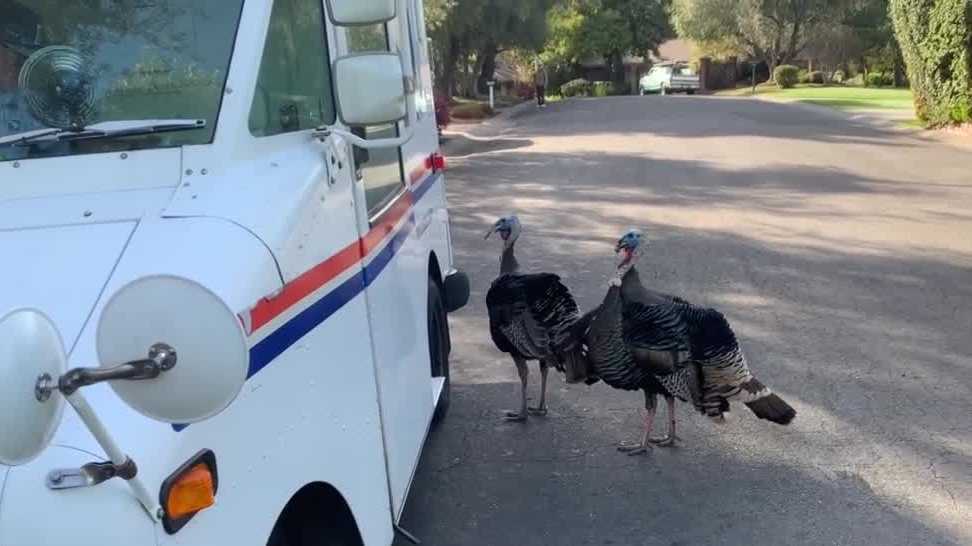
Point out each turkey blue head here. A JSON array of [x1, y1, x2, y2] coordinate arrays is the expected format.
[[485, 215, 522, 246], [615, 229, 644, 272]]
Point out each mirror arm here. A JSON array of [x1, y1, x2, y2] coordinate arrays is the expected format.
[[62, 390, 162, 521], [52, 343, 177, 396], [314, 125, 414, 149]]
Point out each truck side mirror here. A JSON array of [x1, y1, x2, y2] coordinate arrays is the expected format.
[[326, 0, 396, 26], [333, 53, 407, 127]]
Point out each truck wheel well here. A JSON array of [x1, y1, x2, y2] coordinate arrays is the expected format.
[[267, 483, 363, 546]]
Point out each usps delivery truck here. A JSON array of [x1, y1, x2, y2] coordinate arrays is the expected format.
[[0, 1, 469, 544]]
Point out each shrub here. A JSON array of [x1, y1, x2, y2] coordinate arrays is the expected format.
[[450, 102, 494, 120], [866, 72, 885, 87], [773, 65, 801, 89], [832, 70, 846, 84], [808, 71, 827, 84], [890, 0, 972, 126], [434, 94, 450, 130], [560, 78, 592, 97], [592, 81, 612, 97], [845, 73, 865, 86], [798, 69, 810, 84]]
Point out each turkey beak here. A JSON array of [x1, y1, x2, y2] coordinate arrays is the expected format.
[[485, 222, 501, 240]]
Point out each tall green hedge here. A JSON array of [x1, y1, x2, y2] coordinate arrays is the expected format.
[[890, 0, 972, 126]]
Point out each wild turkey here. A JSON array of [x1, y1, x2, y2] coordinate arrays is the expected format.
[[485, 215, 590, 421], [574, 229, 796, 455]]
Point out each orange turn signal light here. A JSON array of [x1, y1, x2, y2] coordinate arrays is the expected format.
[[160, 449, 219, 534], [165, 463, 215, 519]]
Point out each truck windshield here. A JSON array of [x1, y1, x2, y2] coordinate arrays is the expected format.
[[0, 0, 244, 162]]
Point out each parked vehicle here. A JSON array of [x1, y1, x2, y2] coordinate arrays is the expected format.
[[639, 62, 701, 95], [0, 1, 467, 545]]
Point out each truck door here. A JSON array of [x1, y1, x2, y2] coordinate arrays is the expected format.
[[340, 19, 435, 520]]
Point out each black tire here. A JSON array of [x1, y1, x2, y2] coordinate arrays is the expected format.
[[429, 278, 451, 424], [686, 89, 696, 95], [267, 503, 361, 546]]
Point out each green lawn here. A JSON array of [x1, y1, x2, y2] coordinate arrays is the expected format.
[[717, 84, 914, 114]]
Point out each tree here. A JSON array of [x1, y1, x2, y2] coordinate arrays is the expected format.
[[474, 0, 552, 95], [672, 0, 849, 72], [426, 0, 552, 97], [543, 0, 671, 84], [890, 0, 971, 126], [800, 0, 904, 82]]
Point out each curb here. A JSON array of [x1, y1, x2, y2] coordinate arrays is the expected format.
[[439, 101, 534, 156]]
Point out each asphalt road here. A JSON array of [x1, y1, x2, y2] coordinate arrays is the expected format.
[[396, 96, 972, 546]]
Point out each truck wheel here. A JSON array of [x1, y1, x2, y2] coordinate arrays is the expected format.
[[686, 89, 695, 95], [266, 490, 363, 546], [268, 523, 357, 546], [429, 278, 451, 424]]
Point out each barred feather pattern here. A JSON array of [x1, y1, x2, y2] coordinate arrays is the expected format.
[[625, 298, 776, 418], [487, 273, 583, 362], [678, 305, 773, 418], [582, 288, 684, 400]]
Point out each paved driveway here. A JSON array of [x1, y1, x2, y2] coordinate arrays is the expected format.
[[396, 96, 972, 546]]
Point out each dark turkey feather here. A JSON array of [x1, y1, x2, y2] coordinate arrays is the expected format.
[[617, 270, 796, 424], [486, 272, 583, 363], [581, 286, 678, 399], [575, 265, 796, 425], [621, 301, 692, 374]]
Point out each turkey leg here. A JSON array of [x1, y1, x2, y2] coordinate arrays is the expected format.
[[648, 395, 680, 447], [528, 361, 549, 416], [618, 391, 656, 456], [504, 357, 529, 422]]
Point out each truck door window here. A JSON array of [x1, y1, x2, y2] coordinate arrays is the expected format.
[[405, 0, 430, 117], [345, 23, 406, 219], [248, 0, 335, 137]]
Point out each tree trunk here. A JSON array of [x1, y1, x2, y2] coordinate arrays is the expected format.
[[476, 41, 499, 96], [440, 35, 462, 98], [608, 50, 625, 85], [892, 43, 906, 87]]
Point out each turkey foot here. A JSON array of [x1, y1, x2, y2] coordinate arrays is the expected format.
[[504, 358, 529, 422], [527, 406, 548, 416], [648, 398, 679, 446], [504, 410, 527, 422], [647, 434, 680, 447], [618, 399, 657, 455], [617, 441, 651, 456]]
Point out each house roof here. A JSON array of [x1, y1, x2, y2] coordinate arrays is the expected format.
[[578, 39, 697, 68], [650, 39, 694, 63]]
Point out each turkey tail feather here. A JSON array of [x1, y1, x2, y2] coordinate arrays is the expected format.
[[741, 378, 796, 425]]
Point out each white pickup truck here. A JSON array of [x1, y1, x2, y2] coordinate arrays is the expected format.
[[639, 61, 701, 95]]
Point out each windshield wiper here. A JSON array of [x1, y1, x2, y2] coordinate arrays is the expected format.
[[0, 119, 207, 148]]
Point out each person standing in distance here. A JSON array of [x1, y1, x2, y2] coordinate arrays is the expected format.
[[533, 60, 548, 109]]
